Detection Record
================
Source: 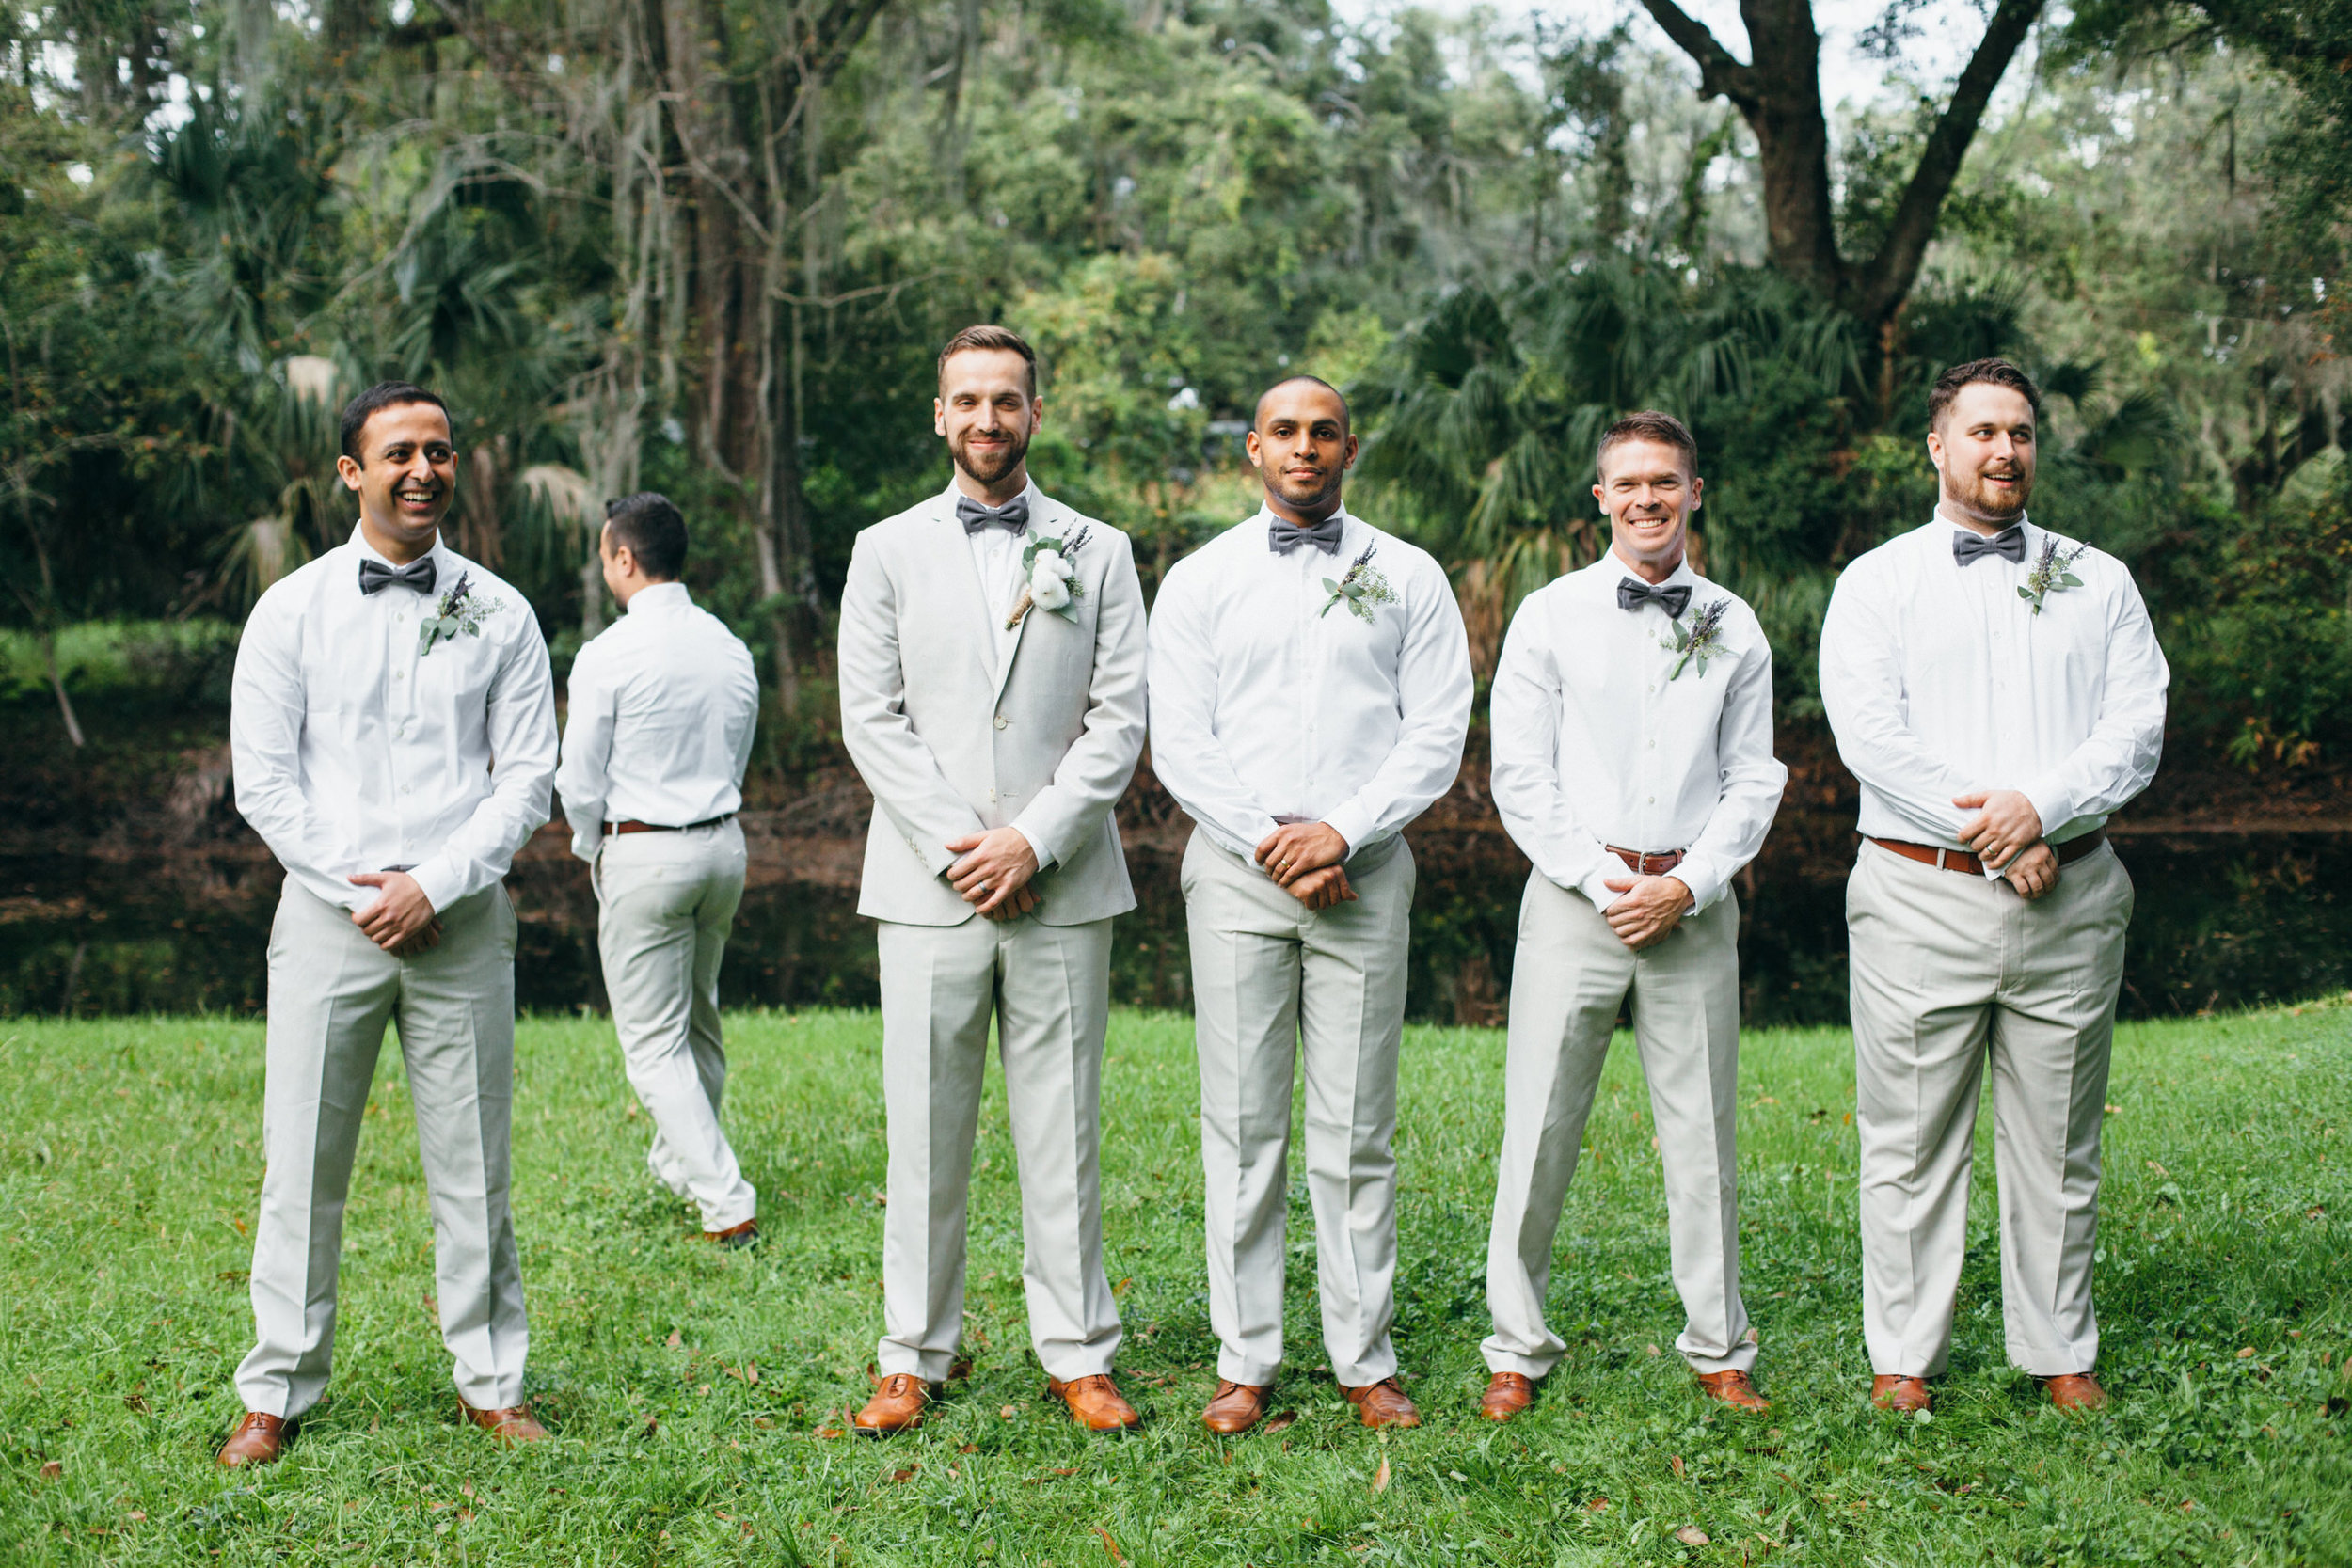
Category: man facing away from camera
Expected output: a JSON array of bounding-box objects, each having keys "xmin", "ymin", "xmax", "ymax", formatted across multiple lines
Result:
[
  {"xmin": 221, "ymin": 381, "xmax": 557, "ymax": 1465},
  {"xmin": 1476, "ymin": 410, "xmax": 1786, "ymax": 1424},
  {"xmin": 1820, "ymin": 357, "xmax": 2169, "ymax": 1415},
  {"xmin": 556, "ymin": 492, "xmax": 761, "ymax": 1246},
  {"xmin": 836, "ymin": 325, "xmax": 1150, "ymax": 1434}
]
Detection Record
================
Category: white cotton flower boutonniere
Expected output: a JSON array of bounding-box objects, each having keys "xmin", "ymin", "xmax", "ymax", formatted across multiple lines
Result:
[
  {"xmin": 418, "ymin": 571, "xmax": 503, "ymax": 656},
  {"xmin": 1661, "ymin": 596, "xmax": 1730, "ymax": 680},
  {"xmin": 1007, "ymin": 525, "xmax": 1091, "ymax": 628},
  {"xmin": 2018, "ymin": 536, "xmax": 2090, "ymax": 615},
  {"xmin": 1321, "ymin": 543, "xmax": 1398, "ymax": 622}
]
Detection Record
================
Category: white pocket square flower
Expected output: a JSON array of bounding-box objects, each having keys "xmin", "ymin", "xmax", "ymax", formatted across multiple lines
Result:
[
  {"xmin": 1028, "ymin": 553, "xmax": 1072, "ymax": 609},
  {"xmin": 1007, "ymin": 528, "xmax": 1090, "ymax": 627}
]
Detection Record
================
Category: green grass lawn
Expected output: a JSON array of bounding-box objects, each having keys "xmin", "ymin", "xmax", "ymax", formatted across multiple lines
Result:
[{"xmin": 0, "ymin": 1004, "xmax": 2346, "ymax": 1566}]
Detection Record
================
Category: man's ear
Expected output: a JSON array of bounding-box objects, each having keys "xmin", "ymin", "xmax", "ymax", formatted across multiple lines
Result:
[{"xmin": 336, "ymin": 454, "xmax": 364, "ymax": 491}]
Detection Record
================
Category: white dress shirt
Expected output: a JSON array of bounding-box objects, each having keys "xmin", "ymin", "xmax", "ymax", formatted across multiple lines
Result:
[
  {"xmin": 1819, "ymin": 514, "xmax": 2169, "ymax": 876},
  {"xmin": 961, "ymin": 480, "xmax": 1037, "ymax": 673},
  {"xmin": 554, "ymin": 582, "xmax": 761, "ymax": 860},
  {"xmin": 231, "ymin": 528, "xmax": 558, "ymax": 916},
  {"xmin": 1490, "ymin": 555, "xmax": 1787, "ymax": 913},
  {"xmin": 1147, "ymin": 506, "xmax": 1473, "ymax": 860}
]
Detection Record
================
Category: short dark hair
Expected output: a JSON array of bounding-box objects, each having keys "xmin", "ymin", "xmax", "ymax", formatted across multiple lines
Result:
[
  {"xmin": 340, "ymin": 381, "xmax": 451, "ymax": 463},
  {"xmin": 1253, "ymin": 374, "xmax": 1350, "ymax": 435},
  {"xmin": 1928, "ymin": 358, "xmax": 2041, "ymax": 432},
  {"xmin": 603, "ymin": 492, "xmax": 688, "ymax": 580},
  {"xmin": 1596, "ymin": 409, "xmax": 1697, "ymax": 478},
  {"xmin": 938, "ymin": 325, "xmax": 1038, "ymax": 400}
]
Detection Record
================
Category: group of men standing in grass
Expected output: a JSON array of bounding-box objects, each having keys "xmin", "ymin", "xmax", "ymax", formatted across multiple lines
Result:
[{"xmin": 213, "ymin": 329, "xmax": 2167, "ymax": 1467}]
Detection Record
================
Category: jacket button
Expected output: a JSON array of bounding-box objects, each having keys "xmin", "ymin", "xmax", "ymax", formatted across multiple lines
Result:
[{"xmin": 994, "ymin": 715, "xmax": 1009, "ymax": 730}]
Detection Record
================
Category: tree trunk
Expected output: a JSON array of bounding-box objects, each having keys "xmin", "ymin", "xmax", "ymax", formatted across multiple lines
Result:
[
  {"xmin": 40, "ymin": 629, "xmax": 87, "ymax": 749},
  {"xmin": 1637, "ymin": 0, "xmax": 2043, "ymax": 325}
]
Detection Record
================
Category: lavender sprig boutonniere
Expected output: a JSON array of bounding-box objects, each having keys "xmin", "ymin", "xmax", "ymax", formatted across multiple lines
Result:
[
  {"xmin": 1320, "ymin": 543, "xmax": 1397, "ymax": 622},
  {"xmin": 1006, "ymin": 524, "xmax": 1091, "ymax": 629},
  {"xmin": 2018, "ymin": 537, "xmax": 2090, "ymax": 614},
  {"xmin": 418, "ymin": 571, "xmax": 503, "ymax": 656},
  {"xmin": 1662, "ymin": 596, "xmax": 1730, "ymax": 681}
]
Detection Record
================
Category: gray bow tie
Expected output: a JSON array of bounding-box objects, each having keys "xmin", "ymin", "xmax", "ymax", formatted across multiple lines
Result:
[
  {"xmin": 1616, "ymin": 577, "xmax": 1692, "ymax": 617},
  {"xmin": 358, "ymin": 556, "xmax": 437, "ymax": 596},
  {"xmin": 1268, "ymin": 515, "xmax": 1345, "ymax": 554},
  {"xmin": 1953, "ymin": 526, "xmax": 2026, "ymax": 565},
  {"xmin": 957, "ymin": 495, "xmax": 1029, "ymax": 534}
]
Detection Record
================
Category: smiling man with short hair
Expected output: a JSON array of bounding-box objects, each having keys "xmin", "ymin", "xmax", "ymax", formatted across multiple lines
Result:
[
  {"xmin": 1820, "ymin": 357, "xmax": 2169, "ymax": 1415},
  {"xmin": 221, "ymin": 381, "xmax": 557, "ymax": 1465},
  {"xmin": 1476, "ymin": 410, "xmax": 1787, "ymax": 1422}
]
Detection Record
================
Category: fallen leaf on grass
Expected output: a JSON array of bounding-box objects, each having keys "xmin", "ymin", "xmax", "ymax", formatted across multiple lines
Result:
[
  {"xmin": 2105, "ymin": 1103, "xmax": 2121, "ymax": 1115},
  {"xmin": 889, "ymin": 1465, "xmax": 918, "ymax": 1482},
  {"xmin": 2237, "ymin": 1347, "xmax": 2257, "ymax": 1359},
  {"xmin": 39, "ymin": 1462, "xmax": 61, "ymax": 1480},
  {"xmin": 1585, "ymin": 1497, "xmax": 1610, "ymax": 1513},
  {"xmin": 2146, "ymin": 1160, "xmax": 2169, "ymax": 1177},
  {"xmin": 665, "ymin": 1330, "xmax": 683, "ymax": 1350},
  {"xmin": 958, "ymin": 1443, "xmax": 977, "ymax": 1453},
  {"xmin": 1371, "ymin": 1456, "xmax": 1391, "ymax": 1496},
  {"xmin": 1000, "ymin": 1404, "xmax": 1018, "ymax": 1419},
  {"xmin": 1676, "ymin": 1526, "xmax": 1710, "ymax": 1545},
  {"xmin": 1113, "ymin": 1277, "xmax": 1134, "ymax": 1298},
  {"xmin": 1645, "ymin": 1345, "xmax": 1661, "ymax": 1357},
  {"xmin": 1094, "ymin": 1524, "xmax": 1126, "ymax": 1562},
  {"xmin": 754, "ymin": 1417, "xmax": 774, "ymax": 1430},
  {"xmin": 815, "ymin": 1426, "xmax": 845, "ymax": 1439},
  {"xmin": 1263, "ymin": 1411, "xmax": 1298, "ymax": 1433},
  {"xmin": 126, "ymin": 1512, "xmax": 145, "ymax": 1522},
  {"xmin": 1670, "ymin": 1455, "xmax": 1685, "ymax": 1478}
]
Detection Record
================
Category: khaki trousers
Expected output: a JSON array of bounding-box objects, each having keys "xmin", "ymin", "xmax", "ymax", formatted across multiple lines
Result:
[
  {"xmin": 875, "ymin": 913, "xmax": 1122, "ymax": 1385},
  {"xmin": 596, "ymin": 820, "xmax": 755, "ymax": 1231},
  {"xmin": 236, "ymin": 879, "xmax": 528, "ymax": 1418},
  {"xmin": 1848, "ymin": 838, "xmax": 2133, "ymax": 1378},
  {"xmin": 1183, "ymin": 830, "xmax": 1415, "ymax": 1389},
  {"xmin": 1482, "ymin": 871, "xmax": 1754, "ymax": 1377}
]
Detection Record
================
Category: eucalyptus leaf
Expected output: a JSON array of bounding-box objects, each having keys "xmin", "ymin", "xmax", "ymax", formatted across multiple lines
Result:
[
  {"xmin": 2059, "ymin": 573, "xmax": 2083, "ymax": 587},
  {"xmin": 1323, "ymin": 578, "xmax": 1342, "ymax": 594},
  {"xmin": 2017, "ymin": 586, "xmax": 2034, "ymax": 601}
]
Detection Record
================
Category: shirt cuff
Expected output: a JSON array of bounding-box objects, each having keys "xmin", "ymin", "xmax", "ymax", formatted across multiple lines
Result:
[
  {"xmin": 2021, "ymin": 776, "xmax": 2075, "ymax": 846},
  {"xmin": 406, "ymin": 856, "xmax": 467, "ymax": 915},
  {"xmin": 1323, "ymin": 801, "xmax": 1375, "ymax": 859},
  {"xmin": 1011, "ymin": 822, "xmax": 1056, "ymax": 873},
  {"xmin": 570, "ymin": 827, "xmax": 602, "ymax": 863},
  {"xmin": 1578, "ymin": 864, "xmax": 1626, "ymax": 912},
  {"xmin": 1674, "ymin": 854, "xmax": 1727, "ymax": 913}
]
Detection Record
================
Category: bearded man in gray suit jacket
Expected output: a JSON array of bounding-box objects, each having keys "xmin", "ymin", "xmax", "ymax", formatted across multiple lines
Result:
[{"xmin": 837, "ymin": 325, "xmax": 1150, "ymax": 1435}]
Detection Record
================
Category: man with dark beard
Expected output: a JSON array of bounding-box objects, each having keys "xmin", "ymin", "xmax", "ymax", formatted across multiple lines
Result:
[
  {"xmin": 836, "ymin": 325, "xmax": 1150, "ymax": 1434},
  {"xmin": 1820, "ymin": 359, "xmax": 2169, "ymax": 1415},
  {"xmin": 1148, "ymin": 375, "xmax": 1473, "ymax": 1433}
]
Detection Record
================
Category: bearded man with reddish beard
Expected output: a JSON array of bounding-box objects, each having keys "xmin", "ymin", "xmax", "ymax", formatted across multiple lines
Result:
[
  {"xmin": 836, "ymin": 325, "xmax": 1150, "ymax": 1434},
  {"xmin": 1820, "ymin": 358, "xmax": 2169, "ymax": 1416}
]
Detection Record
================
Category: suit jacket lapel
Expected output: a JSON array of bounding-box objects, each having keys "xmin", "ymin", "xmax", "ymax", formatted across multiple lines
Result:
[{"xmin": 930, "ymin": 502, "xmax": 1000, "ymax": 684}]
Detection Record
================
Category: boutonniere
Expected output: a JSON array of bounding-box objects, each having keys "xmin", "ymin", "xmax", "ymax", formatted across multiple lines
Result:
[
  {"xmin": 2018, "ymin": 537, "xmax": 2090, "ymax": 614},
  {"xmin": 1661, "ymin": 596, "xmax": 1730, "ymax": 680},
  {"xmin": 1006, "ymin": 525, "xmax": 1091, "ymax": 629},
  {"xmin": 1320, "ymin": 543, "xmax": 1398, "ymax": 622},
  {"xmin": 418, "ymin": 571, "xmax": 503, "ymax": 656}
]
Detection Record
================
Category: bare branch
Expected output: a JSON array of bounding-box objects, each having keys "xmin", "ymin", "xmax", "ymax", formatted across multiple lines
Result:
[{"xmin": 1634, "ymin": 0, "xmax": 1758, "ymax": 110}]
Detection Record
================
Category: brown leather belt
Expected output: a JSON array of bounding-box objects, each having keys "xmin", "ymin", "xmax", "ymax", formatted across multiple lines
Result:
[
  {"xmin": 1868, "ymin": 828, "xmax": 2106, "ymax": 877},
  {"xmin": 607, "ymin": 814, "xmax": 736, "ymax": 835},
  {"xmin": 1606, "ymin": 846, "xmax": 1686, "ymax": 876}
]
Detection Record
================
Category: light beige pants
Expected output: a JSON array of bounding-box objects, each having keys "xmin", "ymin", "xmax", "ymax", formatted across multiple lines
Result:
[
  {"xmin": 1482, "ymin": 871, "xmax": 1755, "ymax": 1378},
  {"xmin": 1183, "ymin": 830, "xmax": 1415, "ymax": 1389},
  {"xmin": 1848, "ymin": 838, "xmax": 2133, "ymax": 1378},
  {"xmin": 596, "ymin": 820, "xmax": 754, "ymax": 1231},
  {"xmin": 236, "ymin": 879, "xmax": 528, "ymax": 1418},
  {"xmin": 875, "ymin": 913, "xmax": 1122, "ymax": 1384}
]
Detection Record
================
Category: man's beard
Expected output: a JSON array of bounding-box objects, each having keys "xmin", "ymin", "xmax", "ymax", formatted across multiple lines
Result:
[
  {"xmin": 1267, "ymin": 465, "xmax": 1344, "ymax": 515},
  {"xmin": 1948, "ymin": 465, "xmax": 2031, "ymax": 520},
  {"xmin": 951, "ymin": 423, "xmax": 1030, "ymax": 487}
]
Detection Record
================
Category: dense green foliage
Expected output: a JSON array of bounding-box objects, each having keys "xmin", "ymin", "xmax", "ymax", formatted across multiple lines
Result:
[
  {"xmin": 6, "ymin": 1, "xmax": 2352, "ymax": 777},
  {"xmin": 1, "ymin": 1006, "xmax": 2346, "ymax": 1563}
]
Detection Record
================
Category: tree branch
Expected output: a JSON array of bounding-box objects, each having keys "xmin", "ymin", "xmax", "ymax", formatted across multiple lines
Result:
[
  {"xmin": 1635, "ymin": 0, "xmax": 1758, "ymax": 111},
  {"xmin": 1853, "ymin": 0, "xmax": 2045, "ymax": 323}
]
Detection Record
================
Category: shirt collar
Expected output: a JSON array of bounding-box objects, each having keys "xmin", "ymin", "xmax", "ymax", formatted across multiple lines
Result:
[
  {"xmin": 1590, "ymin": 548, "xmax": 1698, "ymax": 595},
  {"xmin": 346, "ymin": 522, "xmax": 452, "ymax": 580},
  {"xmin": 1248, "ymin": 502, "xmax": 1361, "ymax": 547},
  {"xmin": 1935, "ymin": 510, "xmax": 2035, "ymax": 552},
  {"xmin": 939, "ymin": 476, "xmax": 1041, "ymax": 520},
  {"xmin": 626, "ymin": 581, "xmax": 691, "ymax": 614}
]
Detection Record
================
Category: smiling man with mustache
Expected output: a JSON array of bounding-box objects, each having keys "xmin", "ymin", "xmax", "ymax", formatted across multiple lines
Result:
[
  {"xmin": 1148, "ymin": 375, "xmax": 1473, "ymax": 1434},
  {"xmin": 1820, "ymin": 358, "xmax": 2169, "ymax": 1416},
  {"xmin": 221, "ymin": 381, "xmax": 557, "ymax": 1465}
]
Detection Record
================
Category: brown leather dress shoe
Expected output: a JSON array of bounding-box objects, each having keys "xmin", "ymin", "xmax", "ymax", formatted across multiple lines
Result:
[
  {"xmin": 853, "ymin": 1373, "xmax": 934, "ymax": 1434},
  {"xmin": 702, "ymin": 1218, "xmax": 759, "ymax": 1249},
  {"xmin": 461, "ymin": 1401, "xmax": 549, "ymax": 1445},
  {"xmin": 1046, "ymin": 1373, "xmax": 1141, "ymax": 1432},
  {"xmin": 1340, "ymin": 1376, "xmax": 1422, "ymax": 1430},
  {"xmin": 1870, "ymin": 1374, "xmax": 1931, "ymax": 1413},
  {"xmin": 1695, "ymin": 1369, "xmax": 1770, "ymax": 1411},
  {"xmin": 1480, "ymin": 1371, "xmax": 1535, "ymax": 1422},
  {"xmin": 215, "ymin": 1412, "xmax": 287, "ymax": 1467},
  {"xmin": 1200, "ymin": 1380, "xmax": 1272, "ymax": 1434},
  {"xmin": 2043, "ymin": 1372, "xmax": 2110, "ymax": 1411}
]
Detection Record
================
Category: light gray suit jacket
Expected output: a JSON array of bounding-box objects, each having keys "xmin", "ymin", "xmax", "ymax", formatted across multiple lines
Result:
[{"xmin": 837, "ymin": 483, "xmax": 1148, "ymax": 927}]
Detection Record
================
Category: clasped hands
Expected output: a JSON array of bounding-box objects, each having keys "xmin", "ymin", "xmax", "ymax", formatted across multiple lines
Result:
[
  {"xmin": 1255, "ymin": 821, "xmax": 1356, "ymax": 911},
  {"xmin": 1954, "ymin": 788, "xmax": 2058, "ymax": 901},
  {"xmin": 1599, "ymin": 874, "xmax": 1692, "ymax": 950},
  {"xmin": 946, "ymin": 827, "xmax": 1041, "ymax": 920},
  {"xmin": 348, "ymin": 871, "xmax": 442, "ymax": 955}
]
